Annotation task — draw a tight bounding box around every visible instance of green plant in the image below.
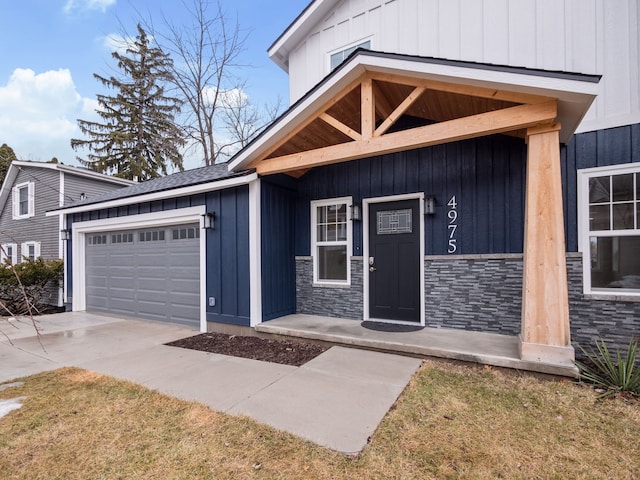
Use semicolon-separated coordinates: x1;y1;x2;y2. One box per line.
0;258;63;315
575;338;640;397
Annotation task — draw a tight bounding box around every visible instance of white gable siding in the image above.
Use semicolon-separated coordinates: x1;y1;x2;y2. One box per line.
285;0;639;134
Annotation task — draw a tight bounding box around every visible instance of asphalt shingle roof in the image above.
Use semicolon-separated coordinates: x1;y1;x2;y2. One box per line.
56;163;253;210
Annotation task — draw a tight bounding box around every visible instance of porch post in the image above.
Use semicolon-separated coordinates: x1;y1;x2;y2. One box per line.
520;123;574;366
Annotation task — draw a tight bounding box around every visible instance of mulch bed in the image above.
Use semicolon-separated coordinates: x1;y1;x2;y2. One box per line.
166;332;329;367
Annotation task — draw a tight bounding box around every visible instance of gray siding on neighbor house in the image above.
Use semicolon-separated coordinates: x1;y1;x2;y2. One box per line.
63;174;128;206
0;167;61;261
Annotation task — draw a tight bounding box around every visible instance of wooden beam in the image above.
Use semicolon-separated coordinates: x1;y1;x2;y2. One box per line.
374;86;426;137
370;72;553;105
372;81;394;119
246;77;363;168
361;76;375;140
319;113;361;141
520;123;572;364
256;100;557;175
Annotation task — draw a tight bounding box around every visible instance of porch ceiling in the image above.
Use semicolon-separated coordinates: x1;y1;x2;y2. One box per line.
229;52;599;177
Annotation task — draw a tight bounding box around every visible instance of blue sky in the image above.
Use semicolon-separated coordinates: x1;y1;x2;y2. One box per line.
0;0;307;168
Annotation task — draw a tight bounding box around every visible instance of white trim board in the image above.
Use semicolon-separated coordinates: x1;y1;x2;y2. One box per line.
70;206;208;332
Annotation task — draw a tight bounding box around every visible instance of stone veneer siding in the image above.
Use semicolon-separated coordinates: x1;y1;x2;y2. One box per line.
296;253;639;354
295;257;363;319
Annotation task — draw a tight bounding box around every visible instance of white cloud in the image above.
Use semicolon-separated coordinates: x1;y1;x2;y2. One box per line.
64;0;116;14
0;68;97;163
103;33;131;54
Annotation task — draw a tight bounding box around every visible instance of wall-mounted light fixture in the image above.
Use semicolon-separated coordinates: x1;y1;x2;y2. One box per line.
350;204;361;221
202;212;216;230
60;229;71;241
424;196;436;215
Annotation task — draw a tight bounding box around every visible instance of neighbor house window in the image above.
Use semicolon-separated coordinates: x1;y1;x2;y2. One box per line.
579;164;640;295
330;40;371;70
21;241;40;261
311;197;352;285
12;182;34;219
1;243;17;264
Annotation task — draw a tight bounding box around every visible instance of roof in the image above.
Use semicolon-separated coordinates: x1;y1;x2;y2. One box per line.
268;0;339;73
0;161;135;217
48;163;255;215
229;50;600;173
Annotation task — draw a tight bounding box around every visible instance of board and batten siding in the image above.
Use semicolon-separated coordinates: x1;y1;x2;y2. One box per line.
294;133;527;257
68;186;251;326
0;167;60;261
287;0;639;134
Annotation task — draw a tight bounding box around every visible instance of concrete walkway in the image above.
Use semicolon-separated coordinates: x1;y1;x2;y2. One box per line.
0;312;421;455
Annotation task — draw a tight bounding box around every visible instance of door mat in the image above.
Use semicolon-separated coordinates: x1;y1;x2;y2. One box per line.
361;321;424;333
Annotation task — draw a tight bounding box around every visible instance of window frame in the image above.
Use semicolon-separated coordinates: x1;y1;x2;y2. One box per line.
310;196;353;286
20;241;41;262
12;181;35;219
1;243;17;264
578;163;640;296
328;38;372;72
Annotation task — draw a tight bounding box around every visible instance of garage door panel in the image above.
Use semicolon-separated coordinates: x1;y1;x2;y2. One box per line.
85;224;200;326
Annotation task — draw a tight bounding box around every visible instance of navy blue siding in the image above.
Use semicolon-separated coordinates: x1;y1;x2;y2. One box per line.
295;134;527;256
261;178;297;321
561;123;640;252
70;186;251;326
205;186;250;326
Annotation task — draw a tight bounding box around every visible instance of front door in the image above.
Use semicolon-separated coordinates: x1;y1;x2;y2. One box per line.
368;199;421;322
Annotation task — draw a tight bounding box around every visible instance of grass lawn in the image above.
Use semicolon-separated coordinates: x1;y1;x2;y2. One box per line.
0;361;638;479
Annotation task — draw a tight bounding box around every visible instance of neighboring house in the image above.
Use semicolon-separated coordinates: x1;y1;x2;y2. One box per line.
51;0;639;374
0;161;134;305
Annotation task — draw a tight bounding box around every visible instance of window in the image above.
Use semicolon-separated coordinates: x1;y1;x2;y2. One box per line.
20;241;40;261
172;227;199;240
579;164;640;294
87;235;108;245
311;197;352;284
139;230;165;242
12;182;34;219
1;243;17;264
111;233;134;244
330;40;371;70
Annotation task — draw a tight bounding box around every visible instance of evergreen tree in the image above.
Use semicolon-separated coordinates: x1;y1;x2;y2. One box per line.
71;24;185;181
0;143;17;185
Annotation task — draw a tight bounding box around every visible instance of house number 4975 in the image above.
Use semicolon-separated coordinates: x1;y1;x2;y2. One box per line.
447;195;458;254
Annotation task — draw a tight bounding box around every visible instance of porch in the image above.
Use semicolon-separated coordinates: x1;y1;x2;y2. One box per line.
255;314;579;377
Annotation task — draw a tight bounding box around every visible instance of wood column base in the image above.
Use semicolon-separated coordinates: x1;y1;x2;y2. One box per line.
519;336;576;367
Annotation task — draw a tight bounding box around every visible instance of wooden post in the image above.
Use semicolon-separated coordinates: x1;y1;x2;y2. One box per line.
520;123;574;367
361;77;375;140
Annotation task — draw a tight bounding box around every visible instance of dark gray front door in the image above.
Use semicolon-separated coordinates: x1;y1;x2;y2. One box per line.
368;199;421;322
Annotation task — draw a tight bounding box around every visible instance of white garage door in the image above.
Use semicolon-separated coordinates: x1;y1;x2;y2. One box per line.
85;224;200;326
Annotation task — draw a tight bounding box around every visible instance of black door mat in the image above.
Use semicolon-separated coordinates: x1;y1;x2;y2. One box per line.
361;321;425;332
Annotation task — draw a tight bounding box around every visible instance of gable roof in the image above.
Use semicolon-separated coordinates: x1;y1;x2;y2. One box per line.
48;163;256;215
228;50;600;175
268;0;339;73
0;161;135;217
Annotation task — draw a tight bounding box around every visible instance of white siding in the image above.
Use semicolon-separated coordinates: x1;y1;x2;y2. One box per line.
285;0;640;134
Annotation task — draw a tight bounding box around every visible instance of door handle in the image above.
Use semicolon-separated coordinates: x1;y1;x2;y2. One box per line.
369;266;376;272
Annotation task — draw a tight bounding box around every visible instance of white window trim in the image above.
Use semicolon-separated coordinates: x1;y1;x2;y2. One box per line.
1;243;17;264
12;181;35;219
327;37;373;73
311;196;353;286
577;162;640;297
20;241;40;262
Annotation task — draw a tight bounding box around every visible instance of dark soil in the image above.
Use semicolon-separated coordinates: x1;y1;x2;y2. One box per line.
166;332;328;366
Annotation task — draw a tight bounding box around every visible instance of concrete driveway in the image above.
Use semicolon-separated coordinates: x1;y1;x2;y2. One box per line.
0;312;421;454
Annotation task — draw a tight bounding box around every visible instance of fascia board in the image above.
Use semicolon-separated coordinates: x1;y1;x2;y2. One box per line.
46;172;258;216
267;0;340;72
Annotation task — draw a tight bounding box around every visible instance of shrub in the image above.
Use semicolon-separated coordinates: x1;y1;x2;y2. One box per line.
0;258;63;316
575;338;640;397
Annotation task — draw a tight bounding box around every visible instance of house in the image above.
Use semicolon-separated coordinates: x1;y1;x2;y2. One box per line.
50;0;639;374
0;161;134;305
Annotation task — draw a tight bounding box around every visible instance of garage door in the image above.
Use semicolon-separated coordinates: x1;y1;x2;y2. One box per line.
85;224;200;326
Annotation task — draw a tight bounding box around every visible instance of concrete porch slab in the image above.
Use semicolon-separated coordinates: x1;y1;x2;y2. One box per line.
255;314;579;377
